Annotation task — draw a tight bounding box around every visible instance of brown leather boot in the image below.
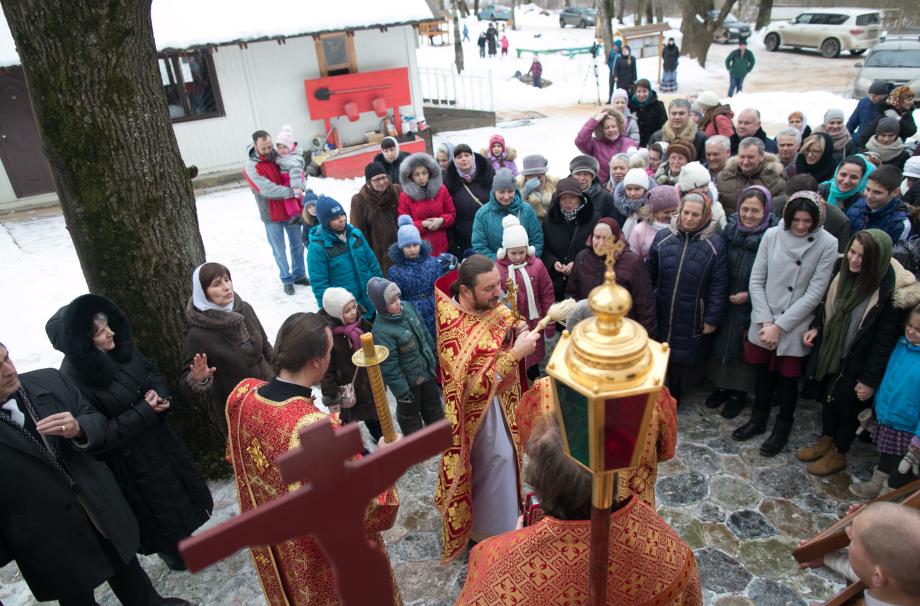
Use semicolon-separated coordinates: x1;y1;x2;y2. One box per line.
806;446;847;476
797;435;834;462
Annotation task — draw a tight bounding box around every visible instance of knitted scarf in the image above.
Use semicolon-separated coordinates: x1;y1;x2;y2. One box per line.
865;136;906;163
332;318;364;350
814;124;852;154
823;155;875;208
815;229;893;381
562;200;586;222
508;262;539;319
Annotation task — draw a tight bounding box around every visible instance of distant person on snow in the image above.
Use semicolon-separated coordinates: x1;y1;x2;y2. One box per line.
725;39;755;97
528;55;543;88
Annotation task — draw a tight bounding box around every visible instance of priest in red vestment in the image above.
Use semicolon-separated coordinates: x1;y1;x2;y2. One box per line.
456;415;702;606
225;312;401;606
434;255;542;561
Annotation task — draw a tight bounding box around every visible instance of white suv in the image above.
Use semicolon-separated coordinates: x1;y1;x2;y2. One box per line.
763;8;881;58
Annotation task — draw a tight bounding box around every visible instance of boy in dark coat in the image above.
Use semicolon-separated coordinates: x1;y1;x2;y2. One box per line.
368;277;443;436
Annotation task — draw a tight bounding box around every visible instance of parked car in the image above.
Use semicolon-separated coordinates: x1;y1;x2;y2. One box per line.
478;4;512;21
852;35;920;106
763;8;881;58
560;6;597;29
707;11;752;44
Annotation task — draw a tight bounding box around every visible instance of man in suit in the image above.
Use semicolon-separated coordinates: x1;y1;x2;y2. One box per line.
0;342;188;605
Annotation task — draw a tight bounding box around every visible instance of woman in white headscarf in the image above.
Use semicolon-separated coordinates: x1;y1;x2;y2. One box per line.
180;262;274;431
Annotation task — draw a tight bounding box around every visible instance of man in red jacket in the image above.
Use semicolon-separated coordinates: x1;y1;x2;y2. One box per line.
242;130;308;295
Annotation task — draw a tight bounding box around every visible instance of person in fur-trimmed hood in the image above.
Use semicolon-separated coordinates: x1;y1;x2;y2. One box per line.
388;215;444;339
495;215;555;382
515;154;558;219
398;152;457;256
45;294;213;569
482;134;519;176
715;139;787;214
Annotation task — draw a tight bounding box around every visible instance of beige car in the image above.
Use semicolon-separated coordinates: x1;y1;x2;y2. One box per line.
763;8;881;58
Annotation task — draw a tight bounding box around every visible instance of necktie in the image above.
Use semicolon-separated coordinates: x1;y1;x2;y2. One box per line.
2;399;25;427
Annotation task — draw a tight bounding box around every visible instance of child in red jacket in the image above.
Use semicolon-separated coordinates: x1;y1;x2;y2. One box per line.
495;215;555;382
398;152;456;256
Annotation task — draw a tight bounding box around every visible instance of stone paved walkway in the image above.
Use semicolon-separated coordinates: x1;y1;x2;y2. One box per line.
1;387;874;606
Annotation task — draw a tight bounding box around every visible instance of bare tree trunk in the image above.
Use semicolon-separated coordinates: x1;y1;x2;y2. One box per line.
645;0;654;25
681;0;738;67
616;0;625;24
509;0;517;30
635;0;644;25
457;0;470;18
755;0;773;30
596;0;615;63
474;0;480;16
0;0;233;475
451;0;465;73
655;0;664;23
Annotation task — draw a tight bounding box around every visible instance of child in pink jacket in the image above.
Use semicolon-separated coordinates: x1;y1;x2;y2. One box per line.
495;215;555;383
627;185;680;261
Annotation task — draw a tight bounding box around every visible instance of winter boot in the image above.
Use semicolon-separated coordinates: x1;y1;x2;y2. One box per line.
705;388;730;409
760;418;794;457
721;393;747;419
796;435;834;462
849;468;890;499
807;446;848;476
732;409;769;442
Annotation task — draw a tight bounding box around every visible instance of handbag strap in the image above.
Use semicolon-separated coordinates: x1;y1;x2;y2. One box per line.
463;183;483;207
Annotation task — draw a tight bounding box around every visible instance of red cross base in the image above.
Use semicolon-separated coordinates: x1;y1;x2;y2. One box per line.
178;419;452;605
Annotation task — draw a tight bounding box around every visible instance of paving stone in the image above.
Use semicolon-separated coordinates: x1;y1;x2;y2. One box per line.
657;471;709;506
720;454;752;480
759;499;824;538
714;597;755;606
737;537;801;578
752;465;811;499
657;456;689;477
740;444;790;469
393;560;464;603
699;502;726;523
659;507;706;549
746;578;808;606
695;547;753;594
703;522;739;556
679;442;722;475
793;491;843;515
706;434;744;455
390;532;441;562
727;510;777;539
790;572;844;603
710;475;762;510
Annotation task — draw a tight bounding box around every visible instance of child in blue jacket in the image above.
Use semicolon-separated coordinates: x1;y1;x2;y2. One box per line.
387;215;443;339
851;303;920;497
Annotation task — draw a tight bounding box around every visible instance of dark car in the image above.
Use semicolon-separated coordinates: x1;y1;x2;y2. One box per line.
478;4;512;21
560;6;597;28
708;11;752;44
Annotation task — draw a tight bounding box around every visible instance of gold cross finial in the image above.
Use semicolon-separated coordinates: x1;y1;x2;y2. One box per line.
604;235;625;281
504;277;523;322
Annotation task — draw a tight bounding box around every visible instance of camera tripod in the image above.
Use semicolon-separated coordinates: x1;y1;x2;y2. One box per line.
578;42;603;106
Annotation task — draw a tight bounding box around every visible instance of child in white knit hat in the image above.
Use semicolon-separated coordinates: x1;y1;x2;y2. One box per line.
613;167;655;239
274;124;306;223
495;215;555;383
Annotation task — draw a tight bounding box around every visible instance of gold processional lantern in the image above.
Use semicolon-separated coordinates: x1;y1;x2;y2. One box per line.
544;238;670;606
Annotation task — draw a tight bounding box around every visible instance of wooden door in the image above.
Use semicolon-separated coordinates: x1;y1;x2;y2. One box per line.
0;67;54;198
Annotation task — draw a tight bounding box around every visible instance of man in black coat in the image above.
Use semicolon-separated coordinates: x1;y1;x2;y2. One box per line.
729;108;778;155
0;343;187;605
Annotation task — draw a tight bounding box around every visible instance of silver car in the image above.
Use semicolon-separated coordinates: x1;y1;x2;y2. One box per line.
763;8;881;58
852;36;920;105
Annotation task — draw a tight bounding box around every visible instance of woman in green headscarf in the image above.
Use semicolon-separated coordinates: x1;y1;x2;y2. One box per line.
818;154;875;210
799;229;920;477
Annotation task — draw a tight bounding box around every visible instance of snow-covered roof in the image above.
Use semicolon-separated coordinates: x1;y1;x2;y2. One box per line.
0;0;440;67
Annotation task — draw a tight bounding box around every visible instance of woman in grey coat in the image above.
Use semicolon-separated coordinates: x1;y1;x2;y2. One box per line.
732;191;838;456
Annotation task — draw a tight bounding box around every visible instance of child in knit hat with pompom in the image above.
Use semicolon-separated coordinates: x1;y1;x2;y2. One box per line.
628;185;680;261
318;287;383;442
495;215;555;383
273;124;307;223
613;167;655;239
387;215;445;339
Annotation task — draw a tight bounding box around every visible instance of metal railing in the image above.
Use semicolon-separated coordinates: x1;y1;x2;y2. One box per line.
418;67;494;112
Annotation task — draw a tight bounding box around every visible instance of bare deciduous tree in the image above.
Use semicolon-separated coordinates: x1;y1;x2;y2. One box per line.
680;0;739;66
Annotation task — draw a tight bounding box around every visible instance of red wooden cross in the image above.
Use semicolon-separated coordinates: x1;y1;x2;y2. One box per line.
179;420;451;605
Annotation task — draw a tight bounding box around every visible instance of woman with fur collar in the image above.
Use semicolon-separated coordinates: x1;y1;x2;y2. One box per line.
45;293;212;571
398;152;457;256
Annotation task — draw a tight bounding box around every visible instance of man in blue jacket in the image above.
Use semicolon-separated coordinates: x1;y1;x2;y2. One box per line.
607;39;622;103
847;80;891;140
307;196;383;314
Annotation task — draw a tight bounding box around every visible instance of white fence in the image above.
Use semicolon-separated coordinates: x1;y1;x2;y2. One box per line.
418;67;494;113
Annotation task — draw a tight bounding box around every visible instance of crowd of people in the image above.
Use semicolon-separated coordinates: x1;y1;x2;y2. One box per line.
4;77;920;605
